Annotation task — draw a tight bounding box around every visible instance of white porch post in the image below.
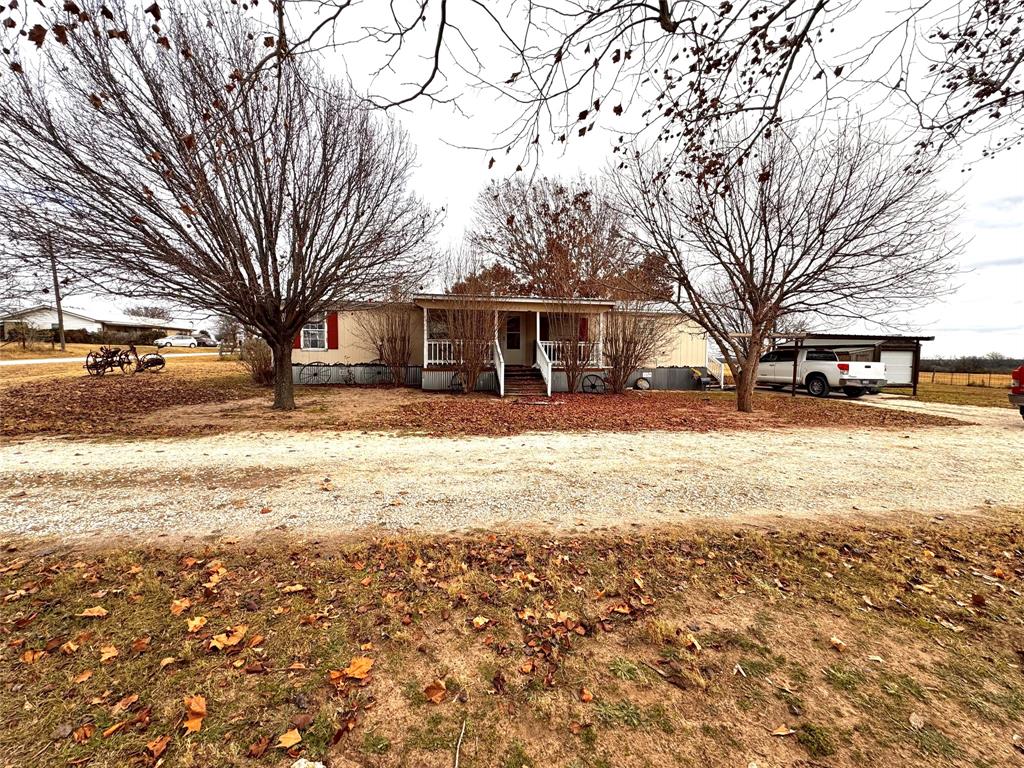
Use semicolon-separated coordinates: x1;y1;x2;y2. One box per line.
598;310;605;367
423;306;429;367
535;310;541;341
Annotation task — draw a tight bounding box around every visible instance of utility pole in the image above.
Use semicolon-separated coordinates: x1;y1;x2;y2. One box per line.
46;234;66;352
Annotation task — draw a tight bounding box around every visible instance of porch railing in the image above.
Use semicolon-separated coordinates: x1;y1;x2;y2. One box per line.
705;357;727;389
493;338;505;397
539;340;602;368
425;339;498;368
535;340;553;397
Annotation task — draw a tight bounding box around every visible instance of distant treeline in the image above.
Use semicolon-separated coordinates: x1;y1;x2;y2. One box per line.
922;354;1023;374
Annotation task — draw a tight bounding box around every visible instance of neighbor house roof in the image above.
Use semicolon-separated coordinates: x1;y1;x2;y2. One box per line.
1;303;192;330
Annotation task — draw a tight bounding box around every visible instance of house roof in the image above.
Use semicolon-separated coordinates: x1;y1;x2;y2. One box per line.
413;293;618;308
1;303;192;330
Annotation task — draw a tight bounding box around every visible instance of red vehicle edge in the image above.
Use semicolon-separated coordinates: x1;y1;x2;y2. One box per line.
1011;364;1024;421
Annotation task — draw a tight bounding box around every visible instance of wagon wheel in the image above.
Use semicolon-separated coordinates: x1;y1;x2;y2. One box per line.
84;351;106;376
449;371;465;393
119;353;138;375
581;374;607;395
298;361;330;385
141;353;165;372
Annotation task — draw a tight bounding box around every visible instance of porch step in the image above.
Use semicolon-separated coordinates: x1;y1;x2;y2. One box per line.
503;365;548;397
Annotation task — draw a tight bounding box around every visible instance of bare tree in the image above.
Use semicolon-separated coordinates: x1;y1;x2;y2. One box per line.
470;177;638;392
3;2;1022;167
125;305;174;322
353;296;416;387
0;1;437;409
612;121;960;412
441;253;504;394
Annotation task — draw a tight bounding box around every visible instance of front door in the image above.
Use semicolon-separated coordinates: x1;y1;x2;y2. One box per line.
503;314;524;365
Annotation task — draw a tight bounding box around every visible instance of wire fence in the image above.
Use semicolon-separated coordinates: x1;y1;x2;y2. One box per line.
921;371;1013;388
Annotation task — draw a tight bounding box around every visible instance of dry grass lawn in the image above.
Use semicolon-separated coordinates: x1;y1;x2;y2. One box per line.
2;513;1024;767
0;342;213;361
887;382;1017;409
0;361;959;439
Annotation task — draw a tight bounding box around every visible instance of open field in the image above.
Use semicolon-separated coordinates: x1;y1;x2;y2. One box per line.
920;371;1014;388
3;514;1024;768
0;343;213;361
886;382;1016;409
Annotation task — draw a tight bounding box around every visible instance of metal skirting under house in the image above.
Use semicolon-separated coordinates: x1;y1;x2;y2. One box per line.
291;363;422;387
421;369;497;392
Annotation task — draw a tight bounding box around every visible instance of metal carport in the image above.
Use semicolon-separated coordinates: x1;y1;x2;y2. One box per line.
773;333;934;396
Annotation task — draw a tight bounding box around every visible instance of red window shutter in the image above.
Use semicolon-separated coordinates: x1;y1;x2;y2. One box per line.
327;312;339;350
293;331;301;349
578;317;589;341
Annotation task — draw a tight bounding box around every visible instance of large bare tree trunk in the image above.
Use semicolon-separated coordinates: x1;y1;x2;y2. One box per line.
735;367;756;413
272;342;296;411
734;339;765;413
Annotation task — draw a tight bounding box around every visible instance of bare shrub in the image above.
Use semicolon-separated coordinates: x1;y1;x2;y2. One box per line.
442;253;503;394
603;304;675;393
353;301;416;386
240;338;274;386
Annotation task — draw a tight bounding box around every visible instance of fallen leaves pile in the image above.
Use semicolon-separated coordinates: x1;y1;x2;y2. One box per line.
365;391;960;437
0;362;256;437
2;515;1023;766
1;364;961;440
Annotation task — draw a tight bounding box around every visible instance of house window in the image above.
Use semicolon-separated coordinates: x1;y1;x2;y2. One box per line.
301;316;327;350
506;316;521;350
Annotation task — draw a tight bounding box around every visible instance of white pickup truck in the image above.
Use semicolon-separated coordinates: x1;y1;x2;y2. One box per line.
756;348;887;398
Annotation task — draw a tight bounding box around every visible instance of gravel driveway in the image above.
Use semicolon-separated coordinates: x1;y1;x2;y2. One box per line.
2;399;1022;543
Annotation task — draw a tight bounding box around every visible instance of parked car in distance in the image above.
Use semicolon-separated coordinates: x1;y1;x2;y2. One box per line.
1010;364;1024;421
194;335;218;348
757;348;886;398
154;334;198;348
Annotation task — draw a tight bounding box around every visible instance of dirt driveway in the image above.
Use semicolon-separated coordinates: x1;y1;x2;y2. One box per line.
2;397;1021;543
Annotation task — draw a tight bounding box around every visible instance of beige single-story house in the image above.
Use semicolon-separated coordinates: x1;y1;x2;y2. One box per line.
291;294;717;396
0;304;193;339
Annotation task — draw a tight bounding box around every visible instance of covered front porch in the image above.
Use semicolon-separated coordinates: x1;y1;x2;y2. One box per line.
416;294;613;397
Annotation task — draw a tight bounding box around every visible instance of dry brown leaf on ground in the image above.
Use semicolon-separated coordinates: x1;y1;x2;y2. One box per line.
276;728;301;748
424;678;447;704
339;655;374;680
182;695;207;733
170;597;191;615
579;687;594;703
209;624;247;651
248;735;270;757
186;616;207;633
99;645;118;662
76;606;108;618
147;734;170;758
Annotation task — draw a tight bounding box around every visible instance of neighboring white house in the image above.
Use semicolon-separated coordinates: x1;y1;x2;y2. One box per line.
0;304;193;339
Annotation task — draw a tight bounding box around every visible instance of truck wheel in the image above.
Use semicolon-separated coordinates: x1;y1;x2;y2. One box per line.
843;386;866;399
806;374;830;398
